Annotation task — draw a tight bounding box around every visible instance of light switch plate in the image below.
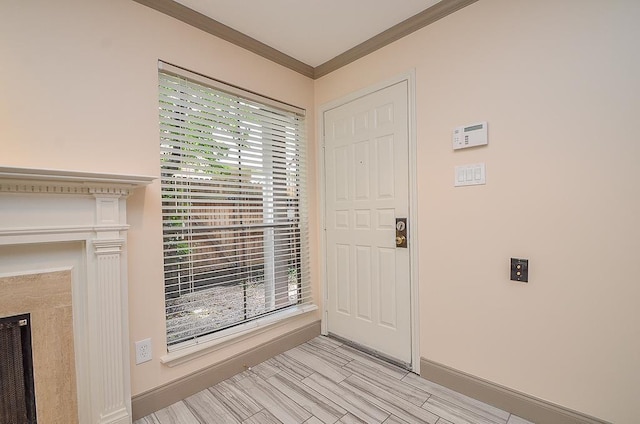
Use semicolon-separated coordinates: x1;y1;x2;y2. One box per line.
454;163;486;187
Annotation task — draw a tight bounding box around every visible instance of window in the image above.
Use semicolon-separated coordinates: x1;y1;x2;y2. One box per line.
158;62;311;349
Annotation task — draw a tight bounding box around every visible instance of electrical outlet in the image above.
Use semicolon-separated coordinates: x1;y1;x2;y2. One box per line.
510;258;529;282
135;338;152;364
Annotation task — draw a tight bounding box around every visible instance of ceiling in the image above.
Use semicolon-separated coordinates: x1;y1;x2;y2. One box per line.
171;0;443;67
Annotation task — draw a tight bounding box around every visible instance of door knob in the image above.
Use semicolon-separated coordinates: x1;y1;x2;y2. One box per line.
395;235;406;247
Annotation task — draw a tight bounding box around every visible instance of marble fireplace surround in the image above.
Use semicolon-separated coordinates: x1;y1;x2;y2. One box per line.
0;167;153;424
0;270;77;423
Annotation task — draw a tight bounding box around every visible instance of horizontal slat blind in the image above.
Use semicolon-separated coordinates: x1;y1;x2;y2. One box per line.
159;67;310;348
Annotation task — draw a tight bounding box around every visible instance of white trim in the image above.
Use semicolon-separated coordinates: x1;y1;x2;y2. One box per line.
317;71;420;372
0;265;74;279
0;225;131;238
160;304;318;367
406;70;421;374
0;166;154;194
317;102;329;336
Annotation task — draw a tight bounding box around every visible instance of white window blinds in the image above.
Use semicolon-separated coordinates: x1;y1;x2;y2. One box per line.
159;63;311;348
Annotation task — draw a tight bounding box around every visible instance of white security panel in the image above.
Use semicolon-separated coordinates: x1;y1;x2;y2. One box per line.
453;121;488;150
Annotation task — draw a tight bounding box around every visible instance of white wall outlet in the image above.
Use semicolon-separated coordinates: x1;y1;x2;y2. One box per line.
135;338;152;364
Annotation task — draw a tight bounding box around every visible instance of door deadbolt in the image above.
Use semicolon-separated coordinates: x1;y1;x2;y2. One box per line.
396;218;407;248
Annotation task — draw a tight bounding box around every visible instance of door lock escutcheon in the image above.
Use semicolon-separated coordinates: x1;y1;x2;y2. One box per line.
396;218;407;248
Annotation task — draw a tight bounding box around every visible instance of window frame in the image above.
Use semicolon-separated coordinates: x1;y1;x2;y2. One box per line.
158;61;312;352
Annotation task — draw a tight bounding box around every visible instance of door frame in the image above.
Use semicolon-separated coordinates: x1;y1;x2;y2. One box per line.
317;71;420;373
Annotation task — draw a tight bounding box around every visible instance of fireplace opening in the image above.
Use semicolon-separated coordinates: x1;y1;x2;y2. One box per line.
0;313;37;424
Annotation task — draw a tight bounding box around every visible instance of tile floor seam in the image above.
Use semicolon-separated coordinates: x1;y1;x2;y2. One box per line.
136;336;533;424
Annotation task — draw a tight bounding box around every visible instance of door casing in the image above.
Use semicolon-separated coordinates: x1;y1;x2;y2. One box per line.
317;71;420;373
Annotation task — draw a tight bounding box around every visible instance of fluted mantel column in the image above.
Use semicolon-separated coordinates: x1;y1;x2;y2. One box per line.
91;191;129;423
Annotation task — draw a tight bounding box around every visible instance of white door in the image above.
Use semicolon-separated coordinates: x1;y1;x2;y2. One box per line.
324;81;411;365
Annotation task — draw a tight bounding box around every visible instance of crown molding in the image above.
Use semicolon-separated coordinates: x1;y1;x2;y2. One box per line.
133;0;477;79
314;0;479;78
132;0;315;78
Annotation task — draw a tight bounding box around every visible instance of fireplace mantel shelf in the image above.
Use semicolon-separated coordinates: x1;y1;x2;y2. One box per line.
0;166;155;195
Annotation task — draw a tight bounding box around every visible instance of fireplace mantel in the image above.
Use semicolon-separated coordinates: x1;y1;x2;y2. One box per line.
0;166;154;424
0;166;153;195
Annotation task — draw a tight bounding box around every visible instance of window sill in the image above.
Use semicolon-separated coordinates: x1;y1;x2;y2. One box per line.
160;304;318;367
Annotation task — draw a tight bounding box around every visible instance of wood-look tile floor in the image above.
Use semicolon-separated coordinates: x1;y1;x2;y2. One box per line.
136;336;534;424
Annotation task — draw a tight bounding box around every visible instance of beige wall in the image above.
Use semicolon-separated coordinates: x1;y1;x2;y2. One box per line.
0;0;320;397
3;0;639;423
315;1;639;423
